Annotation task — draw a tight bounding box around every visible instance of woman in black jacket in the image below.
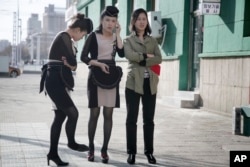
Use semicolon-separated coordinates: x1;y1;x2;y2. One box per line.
40;13;93;166
80;6;124;164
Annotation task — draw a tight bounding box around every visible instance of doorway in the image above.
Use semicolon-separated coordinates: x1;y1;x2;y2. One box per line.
189;0;203;90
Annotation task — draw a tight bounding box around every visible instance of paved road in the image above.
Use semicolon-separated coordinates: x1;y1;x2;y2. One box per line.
0;65;250;167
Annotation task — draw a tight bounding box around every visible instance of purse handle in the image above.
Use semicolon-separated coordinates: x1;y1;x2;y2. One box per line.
111;39;117;60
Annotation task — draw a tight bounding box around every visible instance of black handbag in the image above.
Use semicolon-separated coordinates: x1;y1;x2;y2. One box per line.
90;39;123;89
91;63;123;89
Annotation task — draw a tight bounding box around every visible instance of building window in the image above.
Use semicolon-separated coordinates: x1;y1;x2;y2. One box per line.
243;0;250;37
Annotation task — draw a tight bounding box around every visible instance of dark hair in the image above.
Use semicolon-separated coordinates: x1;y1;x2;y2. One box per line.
69;13;93;34
96;6;119;34
129;8;152;36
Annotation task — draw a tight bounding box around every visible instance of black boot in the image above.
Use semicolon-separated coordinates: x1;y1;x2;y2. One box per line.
145;154;156;164
127;154;136;164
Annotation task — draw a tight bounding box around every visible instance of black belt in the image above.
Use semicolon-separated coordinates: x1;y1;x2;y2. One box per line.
39;62;73;94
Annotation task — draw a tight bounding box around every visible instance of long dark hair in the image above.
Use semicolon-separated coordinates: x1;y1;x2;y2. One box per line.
69;13;93;34
129;8;152;36
96;6;119;34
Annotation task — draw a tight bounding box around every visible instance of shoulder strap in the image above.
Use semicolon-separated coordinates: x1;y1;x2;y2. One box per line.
111;38;117;59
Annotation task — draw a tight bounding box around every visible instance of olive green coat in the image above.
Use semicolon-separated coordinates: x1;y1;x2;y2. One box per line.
123;34;162;95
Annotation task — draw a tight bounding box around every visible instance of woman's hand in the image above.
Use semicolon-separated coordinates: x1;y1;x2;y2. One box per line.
99;63;110;74
62;56;76;71
115;21;123;49
89;60;109;74
147;54;155;58
115;22;121;35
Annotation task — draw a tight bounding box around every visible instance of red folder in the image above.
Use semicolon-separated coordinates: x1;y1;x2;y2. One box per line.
150;64;161;76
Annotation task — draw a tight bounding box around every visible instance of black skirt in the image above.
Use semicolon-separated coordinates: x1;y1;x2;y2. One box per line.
41;62;75;110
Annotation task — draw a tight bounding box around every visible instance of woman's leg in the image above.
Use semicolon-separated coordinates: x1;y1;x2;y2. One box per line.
63;106;89;151
48;109;66;157
88;107;100;151
125;88;140;155
63;106;78;146
141;79;156;155
101;107;113;153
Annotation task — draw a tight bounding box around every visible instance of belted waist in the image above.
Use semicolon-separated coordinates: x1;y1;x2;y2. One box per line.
98;59;116;65
39;61;74;94
47;61;64;68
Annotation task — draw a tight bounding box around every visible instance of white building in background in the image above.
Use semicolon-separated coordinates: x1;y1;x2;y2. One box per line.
0;40;11;53
27;14;42;36
27;4;66;64
43;4;66;34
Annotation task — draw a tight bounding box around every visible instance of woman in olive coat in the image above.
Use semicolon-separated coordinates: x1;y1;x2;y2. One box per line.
123;8;162;165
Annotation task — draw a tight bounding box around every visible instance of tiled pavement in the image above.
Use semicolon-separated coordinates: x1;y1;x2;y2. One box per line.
1;66;250;167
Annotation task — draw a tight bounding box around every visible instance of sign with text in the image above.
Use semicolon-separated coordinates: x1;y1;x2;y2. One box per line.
202;2;220;15
203;0;221;2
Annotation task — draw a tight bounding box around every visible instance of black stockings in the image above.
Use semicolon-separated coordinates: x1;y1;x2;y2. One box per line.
88;107;100;151
48;106;79;157
102;107;113;152
88;107;113;153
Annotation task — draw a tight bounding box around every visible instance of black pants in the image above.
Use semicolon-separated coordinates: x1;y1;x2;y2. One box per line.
125;78;156;155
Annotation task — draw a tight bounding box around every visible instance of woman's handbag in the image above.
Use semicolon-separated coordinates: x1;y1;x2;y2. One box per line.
91;63;123;89
90;39;123;89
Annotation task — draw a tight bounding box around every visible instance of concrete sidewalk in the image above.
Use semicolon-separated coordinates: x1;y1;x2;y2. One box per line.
1;70;250;167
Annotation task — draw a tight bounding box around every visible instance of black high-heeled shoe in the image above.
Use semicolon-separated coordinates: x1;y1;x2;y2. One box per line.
127;154;136;164
68;143;89;152
87;151;94;162
47;155;69;166
101;152;109;163
145;154;156;164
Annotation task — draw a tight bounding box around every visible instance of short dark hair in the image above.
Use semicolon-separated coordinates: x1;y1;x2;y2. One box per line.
69;13;93;34
129;8;152;36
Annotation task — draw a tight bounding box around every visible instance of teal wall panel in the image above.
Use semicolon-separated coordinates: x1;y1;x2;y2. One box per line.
218;22;243;52
159;0;184;15
158;0;190;89
159;0;185;57
202;0;250;55
116;0;129;37
205;16;220;27
134;0;147;9
243;37;250;50
175;33;184;56
203;26;218;53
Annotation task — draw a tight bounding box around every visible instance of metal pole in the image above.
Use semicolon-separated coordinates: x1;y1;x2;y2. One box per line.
18;18;22;63
16;0;19;65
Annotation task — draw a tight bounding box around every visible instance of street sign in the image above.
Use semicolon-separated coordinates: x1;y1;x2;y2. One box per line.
202;2;220;15
203;0;220;2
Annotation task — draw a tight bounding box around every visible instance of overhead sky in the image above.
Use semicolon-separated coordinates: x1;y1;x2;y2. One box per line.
0;0;66;43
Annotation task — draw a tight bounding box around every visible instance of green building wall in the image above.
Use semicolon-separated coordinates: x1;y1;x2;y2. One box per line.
199;0;250;115
201;0;250;57
158;0;191;90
